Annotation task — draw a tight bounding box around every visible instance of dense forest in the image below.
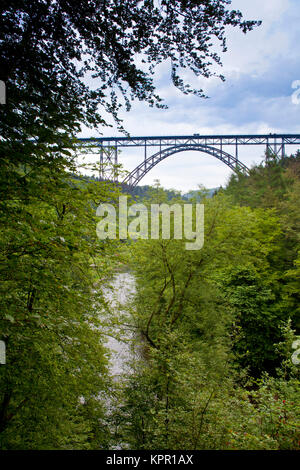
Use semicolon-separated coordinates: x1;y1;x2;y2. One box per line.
0;0;299;452
110;151;300;450
0;150;299;449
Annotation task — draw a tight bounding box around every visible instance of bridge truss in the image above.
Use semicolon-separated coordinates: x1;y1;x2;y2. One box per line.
78;134;300;187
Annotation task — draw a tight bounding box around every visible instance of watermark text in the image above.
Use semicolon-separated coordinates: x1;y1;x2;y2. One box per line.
96;196;204;251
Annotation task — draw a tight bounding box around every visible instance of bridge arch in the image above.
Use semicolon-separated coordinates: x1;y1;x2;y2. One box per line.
122;143;250;187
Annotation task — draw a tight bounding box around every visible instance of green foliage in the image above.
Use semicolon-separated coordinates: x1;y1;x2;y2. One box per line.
224;151;300;329
109;178;300;450
219;265;286;376
0;164;121;449
113;323;300;450
0;0;260;137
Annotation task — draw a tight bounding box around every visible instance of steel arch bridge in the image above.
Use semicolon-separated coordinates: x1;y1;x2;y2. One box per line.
123;143;249;187
78;134;300;187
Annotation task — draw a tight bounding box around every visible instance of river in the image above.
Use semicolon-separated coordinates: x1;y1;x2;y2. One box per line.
102;271;137;378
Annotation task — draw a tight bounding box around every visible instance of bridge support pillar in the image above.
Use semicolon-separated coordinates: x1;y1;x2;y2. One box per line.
98;144;119;181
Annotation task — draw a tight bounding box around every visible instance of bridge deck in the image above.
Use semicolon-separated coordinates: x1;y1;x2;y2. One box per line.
79;134;300;147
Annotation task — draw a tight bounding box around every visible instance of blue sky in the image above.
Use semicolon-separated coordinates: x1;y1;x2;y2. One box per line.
79;0;300;192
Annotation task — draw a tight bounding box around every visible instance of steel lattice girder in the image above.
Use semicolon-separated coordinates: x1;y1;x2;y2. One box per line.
79;134;300;148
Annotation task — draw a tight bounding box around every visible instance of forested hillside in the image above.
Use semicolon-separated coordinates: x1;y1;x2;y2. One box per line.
1;151;299;449
111;152;300;450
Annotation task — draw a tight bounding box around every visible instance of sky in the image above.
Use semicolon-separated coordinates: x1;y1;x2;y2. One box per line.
79;0;300;192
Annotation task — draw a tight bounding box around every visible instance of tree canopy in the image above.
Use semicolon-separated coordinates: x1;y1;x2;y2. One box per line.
0;0;260;140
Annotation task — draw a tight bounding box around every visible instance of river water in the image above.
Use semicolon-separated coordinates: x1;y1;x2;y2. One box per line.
102;271;137;378
101;272;138;449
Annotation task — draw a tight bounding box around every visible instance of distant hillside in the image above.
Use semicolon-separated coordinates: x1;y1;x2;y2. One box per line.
73;174;219;201
124;184;181;200
182;187;219;201
125;184;220;201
